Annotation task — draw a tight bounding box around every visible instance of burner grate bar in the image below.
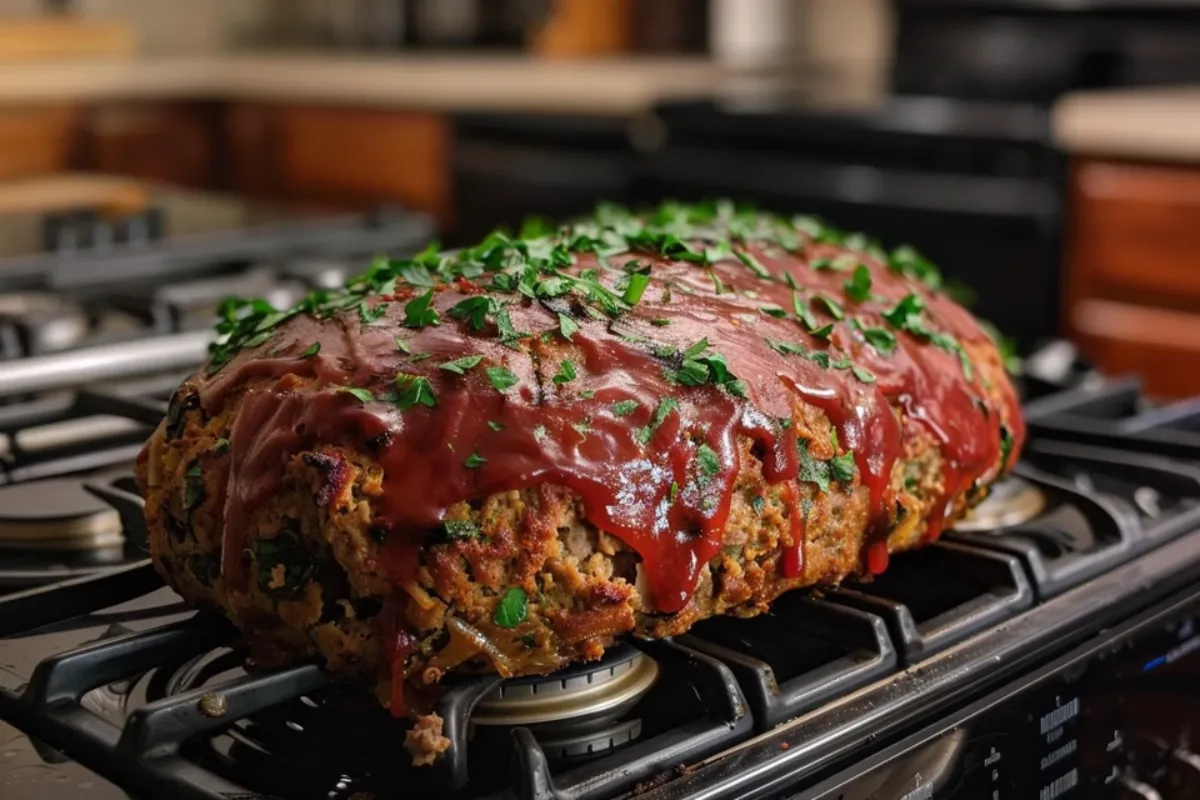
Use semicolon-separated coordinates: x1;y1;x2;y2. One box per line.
679;597;896;731
17;615;232;706
0;560;161;637
117;663;328;759
0;331;211;399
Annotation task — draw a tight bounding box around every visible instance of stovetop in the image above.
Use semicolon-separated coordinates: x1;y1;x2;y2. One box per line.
0;330;1199;799
0;188;432;361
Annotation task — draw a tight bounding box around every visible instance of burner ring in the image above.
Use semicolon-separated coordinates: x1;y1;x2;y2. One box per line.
954;475;1047;532
473;643;659;728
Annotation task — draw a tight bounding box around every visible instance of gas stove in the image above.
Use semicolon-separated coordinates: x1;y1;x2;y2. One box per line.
0;190;432;592
1;335;1200;799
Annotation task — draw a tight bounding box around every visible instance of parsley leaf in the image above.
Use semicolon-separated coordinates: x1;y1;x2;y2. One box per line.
852;366;876;384
394;337;410;354
394;374;436;410
336;387;374;403
611;399;638;417
815;295;845;320
404;289;441;328
792;291;818;330
844;265;872;302
863;327;897;356
487;420;504;431
735;249;772;279
638;397;678;445
439;355;484;375
552;360;577;384
558;313;580;340
760;304;788;318
809;323;835;339
448;295;497;331
486;366;519;392
797;439;831;493
494;587;527;628
465;452;487;469
696;443;720;476
831;451;857;482
358;301;388;324
300;342;320;358
623;272;651;305
444;520;479;540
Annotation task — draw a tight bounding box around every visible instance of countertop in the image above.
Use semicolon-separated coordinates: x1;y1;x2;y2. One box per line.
1053;86;1200;164
0;54;721;115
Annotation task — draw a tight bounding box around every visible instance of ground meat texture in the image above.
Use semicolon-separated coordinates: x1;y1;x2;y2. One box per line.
138;203;1024;725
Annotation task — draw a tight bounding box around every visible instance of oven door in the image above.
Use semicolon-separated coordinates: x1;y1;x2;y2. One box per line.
639;144;1063;348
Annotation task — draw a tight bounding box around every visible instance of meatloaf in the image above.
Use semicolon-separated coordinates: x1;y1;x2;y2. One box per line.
138;201;1024;720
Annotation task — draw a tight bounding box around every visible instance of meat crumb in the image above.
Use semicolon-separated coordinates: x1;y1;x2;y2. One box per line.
405;713;452;767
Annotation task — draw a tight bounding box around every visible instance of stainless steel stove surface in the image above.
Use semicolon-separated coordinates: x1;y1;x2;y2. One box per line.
0;188;432;360
2;332;1200;798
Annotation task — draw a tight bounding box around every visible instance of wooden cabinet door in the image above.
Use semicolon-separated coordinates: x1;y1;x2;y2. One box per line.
1065;159;1200;397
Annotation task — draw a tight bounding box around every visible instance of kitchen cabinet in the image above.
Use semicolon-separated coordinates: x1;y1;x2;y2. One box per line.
1064;158;1200;397
0;107;79;180
79;103;219;190
224;103;452;228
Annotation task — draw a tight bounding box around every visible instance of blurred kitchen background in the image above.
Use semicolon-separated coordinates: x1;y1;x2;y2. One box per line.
0;0;1198;394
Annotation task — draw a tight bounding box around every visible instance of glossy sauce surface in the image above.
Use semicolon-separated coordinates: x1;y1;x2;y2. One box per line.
194;237;1023;614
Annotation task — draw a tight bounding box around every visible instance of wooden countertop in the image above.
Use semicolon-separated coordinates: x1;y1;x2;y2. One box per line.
0;54;720;115
1053;86;1200;164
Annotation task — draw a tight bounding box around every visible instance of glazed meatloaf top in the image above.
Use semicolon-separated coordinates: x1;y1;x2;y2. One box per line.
156;202;1022;610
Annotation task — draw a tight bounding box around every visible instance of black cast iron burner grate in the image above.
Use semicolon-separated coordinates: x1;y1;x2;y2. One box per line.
0;598;751;800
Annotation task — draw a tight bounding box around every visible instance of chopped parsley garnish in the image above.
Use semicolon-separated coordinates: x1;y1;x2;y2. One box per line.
486;366;519;391
494;587;528;629
815;295;845;320
651;318;671;327
831;451;857;482
844;265;872;302
552;360;577;384
623;272;651;305
735;249;772;279
810;352;832;368
337;387;374;403
809;323;834;339
300;342;320;358
888;244;942;291
465;452;487;469
611;399;638;417
212;438;230;456
708;269;728;295
760;304;788;318
448;295;497;331
487;420;504;431
358;301;388;324
767;339;807;357
439;355;484;375
669;481;680;503
184;463;204;511
394;374;436;410
883;293;972;379
792;291;818;330
444;520;479;540
863;326;897;356
394;337;410;354
696;444;720;476
410;352;433;362
637;397;678;445
404;289;441;328
579;389;595;399
852;366;876;384
1000;424;1015;468
558;313;580;340
797;439;831;493
494;306;526;346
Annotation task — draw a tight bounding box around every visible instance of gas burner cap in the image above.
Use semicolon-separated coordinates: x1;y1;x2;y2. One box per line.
473;643;659;729
0;292;89;353
0;478;124;551
954;475;1047;533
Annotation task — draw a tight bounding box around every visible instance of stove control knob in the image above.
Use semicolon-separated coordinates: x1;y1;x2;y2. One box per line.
1110;776;1163;800
1159;748;1200;800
